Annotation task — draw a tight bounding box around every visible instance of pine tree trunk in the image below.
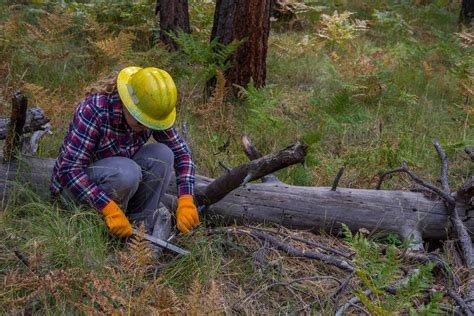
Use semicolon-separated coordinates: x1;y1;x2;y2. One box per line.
209;0;272;94
156;0;191;50
460;0;474;26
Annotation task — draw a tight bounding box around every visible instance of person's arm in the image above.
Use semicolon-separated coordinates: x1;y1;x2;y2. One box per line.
57;99;132;237
153;127;198;234
152;127;196;197
56;100;112;210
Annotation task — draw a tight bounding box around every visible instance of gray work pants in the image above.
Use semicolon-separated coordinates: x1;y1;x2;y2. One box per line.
83;143;173;235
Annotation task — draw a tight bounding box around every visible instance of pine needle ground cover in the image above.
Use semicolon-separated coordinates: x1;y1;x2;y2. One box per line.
0;0;472;314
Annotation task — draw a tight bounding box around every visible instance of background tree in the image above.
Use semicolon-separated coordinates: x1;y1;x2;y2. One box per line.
208;0;272;94
460;0;474;26
155;0;191;50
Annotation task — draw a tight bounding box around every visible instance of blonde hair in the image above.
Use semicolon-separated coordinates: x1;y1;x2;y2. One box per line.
84;71;118;96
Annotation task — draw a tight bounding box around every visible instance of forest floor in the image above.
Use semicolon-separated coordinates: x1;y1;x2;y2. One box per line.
0;0;472;314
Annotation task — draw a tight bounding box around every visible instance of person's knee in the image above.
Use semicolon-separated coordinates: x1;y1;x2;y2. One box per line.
138;143;174;168
116;160;142;190
89;158;142;193
155;143;174;166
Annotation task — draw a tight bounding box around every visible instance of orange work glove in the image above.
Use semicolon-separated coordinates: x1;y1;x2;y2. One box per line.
176;195;200;234
101;201;132;238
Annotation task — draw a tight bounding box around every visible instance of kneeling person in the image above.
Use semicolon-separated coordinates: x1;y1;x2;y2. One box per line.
50;66;199;238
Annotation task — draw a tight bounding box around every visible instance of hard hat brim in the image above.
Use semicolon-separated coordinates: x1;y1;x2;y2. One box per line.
117;66;176;130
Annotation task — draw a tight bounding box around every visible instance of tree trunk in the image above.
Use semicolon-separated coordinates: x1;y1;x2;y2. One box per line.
209;0;272;93
1;155;471;243
156;0;191;50
460;0;474;26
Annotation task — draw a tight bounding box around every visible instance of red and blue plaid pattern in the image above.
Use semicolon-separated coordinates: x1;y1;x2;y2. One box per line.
50;91;195;211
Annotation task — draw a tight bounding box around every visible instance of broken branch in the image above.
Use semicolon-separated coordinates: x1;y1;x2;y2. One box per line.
241;133;282;184
433;140;450;192
251;230;354;272
197;142;308;206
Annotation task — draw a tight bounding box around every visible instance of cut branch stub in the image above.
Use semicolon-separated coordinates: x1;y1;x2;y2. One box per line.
331;166;345;191
3;91;28;164
196;142;308;206
241;133;282;184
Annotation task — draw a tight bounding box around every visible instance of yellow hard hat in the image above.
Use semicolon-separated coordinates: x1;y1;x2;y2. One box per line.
117;66;177;130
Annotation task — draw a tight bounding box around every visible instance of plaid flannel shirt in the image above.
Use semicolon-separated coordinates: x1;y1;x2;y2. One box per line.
50;91;195;211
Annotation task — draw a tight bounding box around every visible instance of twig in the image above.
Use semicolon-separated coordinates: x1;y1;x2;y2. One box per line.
448;288;474;316
399;250;460;287
251;230;354;272
331;166;345;191
332;271;354;300
337;269;422;316
241;133;263;160
238;275;342;305
451;206;473;267
376;166;405;190
14;248;30;268
433;140;450;192
335;289;371;316
248;225;353;259
218;160;232;173
374;146;472;268
349;301;370;315
376;163;455;205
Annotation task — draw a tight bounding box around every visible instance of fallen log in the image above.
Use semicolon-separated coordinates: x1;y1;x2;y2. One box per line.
0;91;471;243
0;154;471;243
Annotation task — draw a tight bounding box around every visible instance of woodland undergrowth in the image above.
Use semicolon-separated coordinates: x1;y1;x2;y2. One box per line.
0;0;472;314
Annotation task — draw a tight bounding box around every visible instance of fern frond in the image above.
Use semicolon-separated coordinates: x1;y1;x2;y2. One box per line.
1;15;20;38
208;70;226;109
91;31;135;63
24;23;50;43
82;14;107;41
131;45;176;69
127;222;153;268
153;286;181;314
25;10;74;44
456;31;474;48
186;278;202;313
205;280;223;315
0;15;20;50
317;11;368;44
22;83;66;121
37;11;73;38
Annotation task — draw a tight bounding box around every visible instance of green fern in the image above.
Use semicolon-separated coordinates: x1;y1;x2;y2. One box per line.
170;31;242;82
341;223;441;314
